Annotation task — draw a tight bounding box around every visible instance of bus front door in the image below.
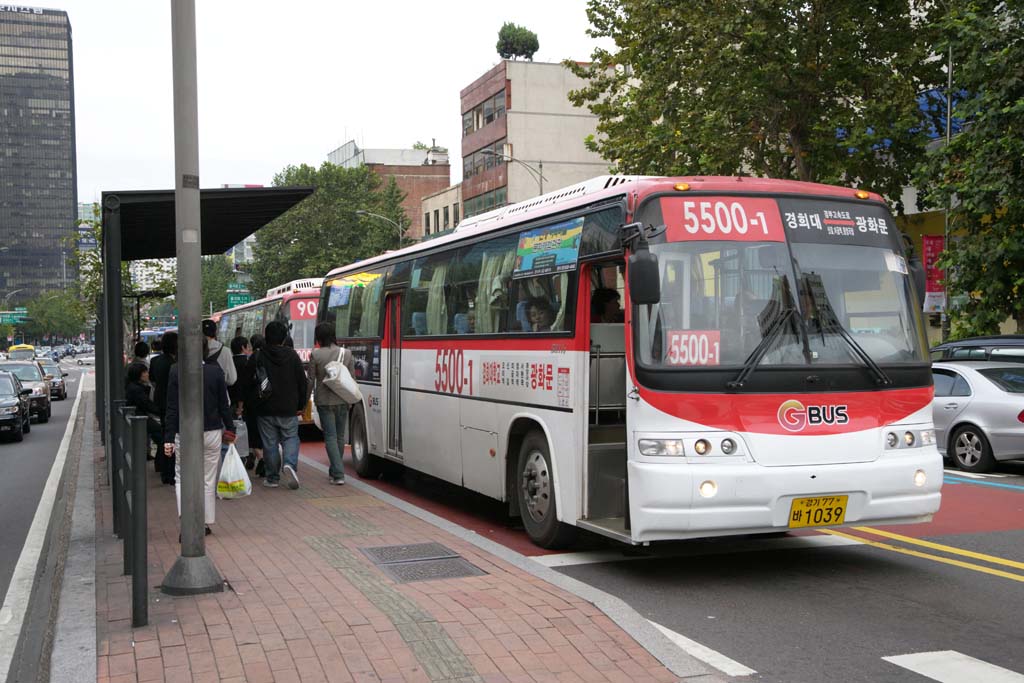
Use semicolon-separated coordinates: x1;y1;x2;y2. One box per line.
384;293;403;455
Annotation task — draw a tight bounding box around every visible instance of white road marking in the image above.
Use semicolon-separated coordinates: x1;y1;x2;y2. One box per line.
944;469;1010;479
883;650;1024;682
0;375;87;681
534;533;862;567
649;620;756;677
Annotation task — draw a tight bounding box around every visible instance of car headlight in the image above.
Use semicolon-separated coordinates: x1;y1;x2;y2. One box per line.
0;406;17;415
32;387;44;396
638;439;685;457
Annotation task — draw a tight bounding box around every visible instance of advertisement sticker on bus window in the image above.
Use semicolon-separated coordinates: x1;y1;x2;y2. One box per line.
776;198;899;249
289;299;319;320
327;281;350;308
666;330;721;366
513;216;584;279
661;197;785;243
884;251;908;275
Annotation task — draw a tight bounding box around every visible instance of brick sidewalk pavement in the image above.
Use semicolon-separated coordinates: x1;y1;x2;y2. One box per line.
94;428;696;683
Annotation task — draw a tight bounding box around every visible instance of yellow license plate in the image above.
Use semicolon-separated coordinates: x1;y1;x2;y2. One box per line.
788;495;848;528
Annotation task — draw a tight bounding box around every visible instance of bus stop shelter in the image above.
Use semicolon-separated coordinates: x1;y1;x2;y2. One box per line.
96;186;312;448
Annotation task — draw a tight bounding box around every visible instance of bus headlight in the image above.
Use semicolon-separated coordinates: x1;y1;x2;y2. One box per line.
699;480;718;498
638;439;685;457
919;429;936;446
720;438;737;455
693;439;711;455
886;432;899;449
904;431;916;447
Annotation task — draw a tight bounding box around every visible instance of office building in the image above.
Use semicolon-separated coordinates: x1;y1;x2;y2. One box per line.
0;6;77;304
327;140;450;240
459;60;607;218
421;183;462;238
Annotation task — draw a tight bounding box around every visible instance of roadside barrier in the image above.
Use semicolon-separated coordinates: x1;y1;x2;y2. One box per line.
110;400;148;627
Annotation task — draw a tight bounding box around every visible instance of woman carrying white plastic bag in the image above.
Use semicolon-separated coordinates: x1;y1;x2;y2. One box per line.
310;322;358;485
218;442;252;499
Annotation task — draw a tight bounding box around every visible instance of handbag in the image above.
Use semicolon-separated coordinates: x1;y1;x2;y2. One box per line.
322;347;362;404
254;350;273;400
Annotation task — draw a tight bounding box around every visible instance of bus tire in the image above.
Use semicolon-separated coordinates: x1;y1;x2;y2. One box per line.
951;425;995;473
516;430;577;549
350;406;380;478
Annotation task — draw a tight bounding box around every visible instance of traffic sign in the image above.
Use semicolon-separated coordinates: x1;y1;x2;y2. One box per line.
0;310;27;324
226;291;252;308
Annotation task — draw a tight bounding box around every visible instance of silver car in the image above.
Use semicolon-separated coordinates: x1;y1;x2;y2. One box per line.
931;361;1024;472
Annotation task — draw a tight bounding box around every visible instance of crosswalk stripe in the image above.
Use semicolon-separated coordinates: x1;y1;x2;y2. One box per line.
883;650;1024;682
649;621;756;677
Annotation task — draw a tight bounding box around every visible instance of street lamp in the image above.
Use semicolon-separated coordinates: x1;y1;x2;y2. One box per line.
355;210;405;248
480;149;547;196
2;289;24;306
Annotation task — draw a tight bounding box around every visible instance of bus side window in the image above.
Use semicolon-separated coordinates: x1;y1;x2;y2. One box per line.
453;233;518;335
509;272;570;332
406;252;454;335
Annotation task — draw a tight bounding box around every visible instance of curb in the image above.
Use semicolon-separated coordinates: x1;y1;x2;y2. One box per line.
298;454;723;681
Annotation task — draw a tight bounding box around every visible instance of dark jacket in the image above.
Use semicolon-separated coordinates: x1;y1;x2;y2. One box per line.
229;353;248;407
164;361;234;441
240;344;308;417
125;380;160;417
149;353;174;417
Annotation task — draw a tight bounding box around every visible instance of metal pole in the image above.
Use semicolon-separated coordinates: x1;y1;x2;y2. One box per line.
538;160;543;195
941;46;953;342
130;415;149;626
111;400;126;538
162;0;223;595
120;406;134;576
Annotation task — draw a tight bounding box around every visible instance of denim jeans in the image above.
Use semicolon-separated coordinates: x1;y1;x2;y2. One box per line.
258;415;299;483
316;403;349;480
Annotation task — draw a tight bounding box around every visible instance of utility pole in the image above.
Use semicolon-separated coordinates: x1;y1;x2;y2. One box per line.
941;46;953;342
161;0;223;596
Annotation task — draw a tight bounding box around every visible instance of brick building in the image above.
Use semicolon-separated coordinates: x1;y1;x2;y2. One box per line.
328;141;450;240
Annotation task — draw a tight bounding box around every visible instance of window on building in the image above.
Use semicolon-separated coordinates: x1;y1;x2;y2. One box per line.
453;203;460;227
434;209;440;233
443;206;450;230
460;89;507;138
424;212;430;234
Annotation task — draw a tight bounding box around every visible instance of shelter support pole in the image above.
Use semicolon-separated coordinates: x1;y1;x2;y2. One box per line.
161;0;223;595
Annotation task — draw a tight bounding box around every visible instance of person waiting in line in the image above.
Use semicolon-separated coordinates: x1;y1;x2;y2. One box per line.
526;297;555;332
591;288;624;323
243;334;267;477
125;362;162;459
149;331;177;485
241;321;307;489
229;335;256;468
163;335;235;536
310;322;356;486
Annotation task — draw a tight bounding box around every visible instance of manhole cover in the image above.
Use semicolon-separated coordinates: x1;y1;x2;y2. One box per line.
361;542;458;565
379;558;486;584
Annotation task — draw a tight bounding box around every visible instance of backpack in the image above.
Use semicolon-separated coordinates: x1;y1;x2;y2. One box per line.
254;350;272;400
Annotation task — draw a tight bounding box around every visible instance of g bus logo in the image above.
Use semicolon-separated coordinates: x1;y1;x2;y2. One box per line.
777;400;849;432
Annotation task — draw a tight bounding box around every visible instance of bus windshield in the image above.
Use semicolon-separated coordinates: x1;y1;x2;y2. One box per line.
636;239;927;371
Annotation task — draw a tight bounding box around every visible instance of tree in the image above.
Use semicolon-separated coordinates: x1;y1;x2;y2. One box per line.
914;2;1024;336
200;254;234;315
249;163;407;297
23;291;87;342
567;0;942;212
497;22;539;61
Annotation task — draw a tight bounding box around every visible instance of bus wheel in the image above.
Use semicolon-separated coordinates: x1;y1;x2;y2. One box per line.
350;407;380;478
951;425;995;473
517;431;577;549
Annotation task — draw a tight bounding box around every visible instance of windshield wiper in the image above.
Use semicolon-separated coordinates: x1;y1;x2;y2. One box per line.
803;274;892;386
727;306;797;389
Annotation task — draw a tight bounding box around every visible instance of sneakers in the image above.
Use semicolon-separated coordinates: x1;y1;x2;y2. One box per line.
330;477;345;486
283;464;300;490
262;479;279;488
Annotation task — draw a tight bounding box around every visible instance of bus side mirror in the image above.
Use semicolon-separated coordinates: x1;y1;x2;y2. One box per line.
628;244;661;305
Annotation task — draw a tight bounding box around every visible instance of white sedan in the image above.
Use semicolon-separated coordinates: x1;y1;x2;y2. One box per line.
931;361;1024;472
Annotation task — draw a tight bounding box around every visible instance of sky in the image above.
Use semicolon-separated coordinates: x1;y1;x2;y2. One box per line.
63;0;612;204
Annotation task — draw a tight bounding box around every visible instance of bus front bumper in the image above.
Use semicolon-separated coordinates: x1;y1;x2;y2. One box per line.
625;449;943;543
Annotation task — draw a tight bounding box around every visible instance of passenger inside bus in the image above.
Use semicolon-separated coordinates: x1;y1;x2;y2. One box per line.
526;297;555;332
591;288;623;323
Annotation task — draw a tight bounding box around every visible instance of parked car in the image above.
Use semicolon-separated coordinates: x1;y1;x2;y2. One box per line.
37;359;68;400
931;335;1024;363
931;361;1024;472
76;355;94;366
0;371;31;442
0;361;51;423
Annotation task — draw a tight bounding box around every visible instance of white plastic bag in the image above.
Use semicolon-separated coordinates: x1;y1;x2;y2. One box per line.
323;347;363;404
217;443;252;499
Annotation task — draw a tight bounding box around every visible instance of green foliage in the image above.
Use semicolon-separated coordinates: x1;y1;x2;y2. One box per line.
249;163;408;297
568;0;942;212
497;22;539;61
200;255;234;315
915;2;1024;337
23;291;86;341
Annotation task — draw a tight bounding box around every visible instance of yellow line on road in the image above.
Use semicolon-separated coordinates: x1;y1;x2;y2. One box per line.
853;526;1024;572
818;529;1024;584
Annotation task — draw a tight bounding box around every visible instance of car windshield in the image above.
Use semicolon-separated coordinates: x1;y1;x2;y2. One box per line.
978;368;1024;393
0;377;14;396
41;363;59;374
636;240;927;369
0;364;41;381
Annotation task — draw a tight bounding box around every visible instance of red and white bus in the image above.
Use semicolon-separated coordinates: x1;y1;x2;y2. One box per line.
319;176;941;548
214;277;322;424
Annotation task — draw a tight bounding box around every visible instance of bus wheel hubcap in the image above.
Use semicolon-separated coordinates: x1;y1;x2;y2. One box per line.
522;450;551;523
955;433;981;466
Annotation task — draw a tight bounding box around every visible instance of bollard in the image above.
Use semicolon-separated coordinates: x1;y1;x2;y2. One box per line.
120;405;135;577
129;414;149;627
111;400;126;539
